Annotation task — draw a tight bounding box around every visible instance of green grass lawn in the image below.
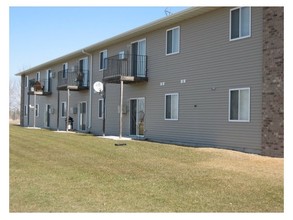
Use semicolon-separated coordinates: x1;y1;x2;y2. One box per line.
9;125;283;212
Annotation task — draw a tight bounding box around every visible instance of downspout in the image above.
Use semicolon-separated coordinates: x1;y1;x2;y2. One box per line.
81;49;93;132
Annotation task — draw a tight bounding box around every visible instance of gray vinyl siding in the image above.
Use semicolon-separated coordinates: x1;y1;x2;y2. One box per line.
19;7;264;154
143;7;263;153
90;7;263;153
22;56;91;132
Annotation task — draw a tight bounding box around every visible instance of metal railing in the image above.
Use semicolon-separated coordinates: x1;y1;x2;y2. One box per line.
28;79;52;94
57;69;89;88
103;54;147;79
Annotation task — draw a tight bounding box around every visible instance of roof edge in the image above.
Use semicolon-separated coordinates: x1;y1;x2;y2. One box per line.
16;7;217;76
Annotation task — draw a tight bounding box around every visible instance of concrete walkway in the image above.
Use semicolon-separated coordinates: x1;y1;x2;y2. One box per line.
97;136;132;141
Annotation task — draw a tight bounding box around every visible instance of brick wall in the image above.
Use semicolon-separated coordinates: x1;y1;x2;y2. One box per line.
262;7;284;157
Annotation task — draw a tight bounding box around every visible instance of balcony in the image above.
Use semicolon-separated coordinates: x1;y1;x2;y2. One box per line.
103;54;148;84
28;79;52;96
57;69;89;90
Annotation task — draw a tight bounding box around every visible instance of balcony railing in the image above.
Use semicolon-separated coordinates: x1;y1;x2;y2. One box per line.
57;69;89;90
103;54;148;83
28;79;52;95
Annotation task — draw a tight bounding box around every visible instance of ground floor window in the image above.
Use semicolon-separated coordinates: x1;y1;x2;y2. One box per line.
229;88;250;122
165;93;179;120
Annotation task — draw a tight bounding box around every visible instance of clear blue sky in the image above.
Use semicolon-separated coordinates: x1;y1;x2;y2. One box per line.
9;7;187;78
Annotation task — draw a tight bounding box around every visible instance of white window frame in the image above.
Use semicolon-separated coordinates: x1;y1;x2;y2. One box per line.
61;102;67;118
99;50;108;71
129;97;145;137
166;26;180;55
118;51;125;59
164;93;179;120
228;88;250;122
229;7;251;41
35;104;39;117
98;98;104;119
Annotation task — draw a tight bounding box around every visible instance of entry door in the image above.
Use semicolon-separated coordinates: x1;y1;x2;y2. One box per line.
131;39;146;77
45;104;50;127
79;102;87;131
130;98;145;136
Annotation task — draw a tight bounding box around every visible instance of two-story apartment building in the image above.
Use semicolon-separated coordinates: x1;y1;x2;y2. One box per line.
16;7;284;157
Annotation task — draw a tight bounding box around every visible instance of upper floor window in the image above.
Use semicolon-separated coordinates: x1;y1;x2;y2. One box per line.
99;50;108;70
119;51;125;60
230;7;251;40
165;93;179;120
166;26;180;55
229;88;250;122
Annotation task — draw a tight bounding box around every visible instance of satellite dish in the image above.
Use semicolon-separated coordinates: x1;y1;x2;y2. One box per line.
93;81;103;93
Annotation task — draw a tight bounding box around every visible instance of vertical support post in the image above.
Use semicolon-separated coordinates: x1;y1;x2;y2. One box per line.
119;80;124;138
102;83;106;136
66;88;70;132
57;90;60;131
27;92;30;127
33;93;36;128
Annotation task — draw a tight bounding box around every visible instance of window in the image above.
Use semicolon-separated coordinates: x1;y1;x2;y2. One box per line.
24;105;28;116
35;104;39;117
99;50;108;70
98;99;104;119
61;102;66;118
36;72;40;82
229;88;250;122
230;7;251;40
166;26;180;55
165;93;179;120
119;51;125;59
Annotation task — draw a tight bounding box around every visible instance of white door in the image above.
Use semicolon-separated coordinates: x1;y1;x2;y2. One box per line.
79;102;87;131
130;98;145;136
131;39;146;77
44;104;50;127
